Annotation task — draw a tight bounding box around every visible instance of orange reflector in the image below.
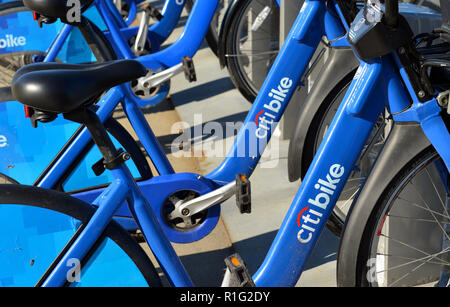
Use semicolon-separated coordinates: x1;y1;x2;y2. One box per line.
231;257;240;267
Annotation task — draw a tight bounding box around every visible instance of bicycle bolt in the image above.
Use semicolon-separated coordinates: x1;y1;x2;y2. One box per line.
181;208;190;216
123;153;131;161
418;91;426;98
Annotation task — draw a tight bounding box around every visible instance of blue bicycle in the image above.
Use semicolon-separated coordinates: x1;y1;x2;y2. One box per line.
0;0;448;287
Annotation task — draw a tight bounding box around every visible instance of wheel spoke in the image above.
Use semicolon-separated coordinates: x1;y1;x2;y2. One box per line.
386;247;450;287
376;252;450;267
411;180;450;243
398;197;450;221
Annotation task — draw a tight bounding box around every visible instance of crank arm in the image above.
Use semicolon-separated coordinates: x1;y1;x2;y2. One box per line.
168;174;251;220
138;63;183;89
137;56;197;90
168;181;236;220
133;8;151;56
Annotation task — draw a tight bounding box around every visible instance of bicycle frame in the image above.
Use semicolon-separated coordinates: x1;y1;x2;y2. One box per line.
41;0;217;68
31;0;341;242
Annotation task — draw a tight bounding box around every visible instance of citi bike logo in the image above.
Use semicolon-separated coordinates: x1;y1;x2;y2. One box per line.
296;164;345;244
255;77;292;139
0;35;26;49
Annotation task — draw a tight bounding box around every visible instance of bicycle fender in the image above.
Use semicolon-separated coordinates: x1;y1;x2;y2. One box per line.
337;122;431;286
217;0;241;68
287;46;359;182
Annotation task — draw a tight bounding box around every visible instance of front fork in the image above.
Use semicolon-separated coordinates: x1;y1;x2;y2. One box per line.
252;58;395;286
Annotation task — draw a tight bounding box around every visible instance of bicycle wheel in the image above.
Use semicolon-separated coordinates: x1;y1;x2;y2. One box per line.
223;0;279;103
0;184;161;286
0;1;116;87
222;0;440;103
347;147;449;287
302;80;390;236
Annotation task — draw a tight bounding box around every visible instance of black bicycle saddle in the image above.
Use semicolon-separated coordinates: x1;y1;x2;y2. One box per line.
11;59;147;114
23;0;93;20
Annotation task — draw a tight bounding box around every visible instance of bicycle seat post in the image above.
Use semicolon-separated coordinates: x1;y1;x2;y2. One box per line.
384;0;399;28
63;107;125;171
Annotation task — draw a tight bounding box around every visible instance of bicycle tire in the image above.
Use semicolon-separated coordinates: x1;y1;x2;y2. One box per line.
223;0;279;103
408;0;441;12
338;147;449;287
0;184;162;286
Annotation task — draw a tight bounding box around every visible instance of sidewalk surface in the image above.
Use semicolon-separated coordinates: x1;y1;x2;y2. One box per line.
117;5;340;286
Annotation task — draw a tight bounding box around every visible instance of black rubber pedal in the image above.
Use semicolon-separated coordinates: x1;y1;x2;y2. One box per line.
236;174;251;214
224;253;255;287
182;57;197;83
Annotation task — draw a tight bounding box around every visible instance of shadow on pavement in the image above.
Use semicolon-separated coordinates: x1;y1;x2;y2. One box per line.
155;227;339;286
232;228;338;276
154;110;249;154
171;77;235;107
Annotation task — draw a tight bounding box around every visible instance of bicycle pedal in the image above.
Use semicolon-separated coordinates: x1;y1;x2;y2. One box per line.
224;254;255;287
236;174;251;214
182;57;197;83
